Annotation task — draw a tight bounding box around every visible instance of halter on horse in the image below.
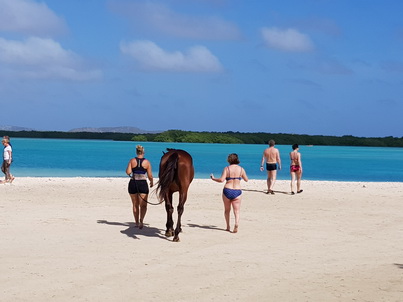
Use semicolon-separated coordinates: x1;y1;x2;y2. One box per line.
156;149;194;242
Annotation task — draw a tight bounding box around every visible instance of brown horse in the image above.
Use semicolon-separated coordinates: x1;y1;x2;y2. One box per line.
156;149;194;242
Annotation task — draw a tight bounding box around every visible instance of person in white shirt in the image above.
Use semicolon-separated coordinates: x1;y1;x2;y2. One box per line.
1;137;14;184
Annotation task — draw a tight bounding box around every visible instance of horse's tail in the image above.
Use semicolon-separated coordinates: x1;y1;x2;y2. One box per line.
157;152;179;202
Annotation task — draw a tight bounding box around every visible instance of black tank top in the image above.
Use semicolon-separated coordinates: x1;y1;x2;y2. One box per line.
132;157;147;175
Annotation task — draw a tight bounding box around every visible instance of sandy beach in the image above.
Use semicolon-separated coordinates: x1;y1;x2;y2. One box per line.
1;178;403;301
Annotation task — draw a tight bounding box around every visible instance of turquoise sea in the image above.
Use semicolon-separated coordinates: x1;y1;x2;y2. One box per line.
7;138;403;182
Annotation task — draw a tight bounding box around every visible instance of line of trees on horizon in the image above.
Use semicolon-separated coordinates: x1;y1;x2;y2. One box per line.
2;129;402;147
131;130;403;147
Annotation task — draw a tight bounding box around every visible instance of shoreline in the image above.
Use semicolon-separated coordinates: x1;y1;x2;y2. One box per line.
2;176;403;183
1;178;403;301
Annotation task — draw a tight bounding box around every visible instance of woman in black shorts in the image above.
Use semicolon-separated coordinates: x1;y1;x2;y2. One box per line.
126;145;154;229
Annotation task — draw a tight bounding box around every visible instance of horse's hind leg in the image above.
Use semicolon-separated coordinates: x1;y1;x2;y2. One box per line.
165;193;174;237
173;190;188;242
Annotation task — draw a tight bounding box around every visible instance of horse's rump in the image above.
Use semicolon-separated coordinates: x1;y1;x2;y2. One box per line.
157;151;179;201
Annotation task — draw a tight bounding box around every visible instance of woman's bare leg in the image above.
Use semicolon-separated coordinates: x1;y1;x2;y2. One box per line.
129;194;140;226
296;171;302;192
138;194;148;229
222;194;231;231
290;172;296;193
231;197;241;233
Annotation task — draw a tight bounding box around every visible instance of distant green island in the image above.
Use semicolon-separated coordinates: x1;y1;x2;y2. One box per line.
1;129;402;147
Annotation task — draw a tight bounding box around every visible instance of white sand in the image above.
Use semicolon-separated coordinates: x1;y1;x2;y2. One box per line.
1;178;403;301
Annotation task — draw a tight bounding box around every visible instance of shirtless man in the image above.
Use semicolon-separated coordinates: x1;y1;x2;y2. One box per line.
260;140;281;194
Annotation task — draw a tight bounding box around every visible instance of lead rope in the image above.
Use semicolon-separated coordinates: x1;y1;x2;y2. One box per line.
129;174;163;205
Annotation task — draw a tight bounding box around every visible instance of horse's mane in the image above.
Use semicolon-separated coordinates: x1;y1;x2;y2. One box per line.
164;148;181;153
157;150;179;202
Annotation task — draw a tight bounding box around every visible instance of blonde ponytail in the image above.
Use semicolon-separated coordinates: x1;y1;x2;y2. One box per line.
136;145;144;155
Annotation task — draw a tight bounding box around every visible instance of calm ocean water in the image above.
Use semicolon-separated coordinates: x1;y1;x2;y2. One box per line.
7;138;403;182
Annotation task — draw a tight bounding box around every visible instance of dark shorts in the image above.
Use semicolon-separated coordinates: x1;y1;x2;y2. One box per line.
1;160;11;176
266;163;277;171
128;179;149;194
223;188;242;200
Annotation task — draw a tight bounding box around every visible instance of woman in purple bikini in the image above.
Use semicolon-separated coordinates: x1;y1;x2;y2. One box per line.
210;153;248;233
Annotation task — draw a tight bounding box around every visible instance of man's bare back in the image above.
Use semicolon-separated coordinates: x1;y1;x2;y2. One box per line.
263;147;280;164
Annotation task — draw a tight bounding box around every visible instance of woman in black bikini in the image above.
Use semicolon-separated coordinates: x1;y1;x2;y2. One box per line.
290;144;303;195
126;145;154;229
210;153;248;233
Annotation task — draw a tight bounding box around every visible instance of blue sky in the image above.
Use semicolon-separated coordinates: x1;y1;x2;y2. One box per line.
0;0;402;137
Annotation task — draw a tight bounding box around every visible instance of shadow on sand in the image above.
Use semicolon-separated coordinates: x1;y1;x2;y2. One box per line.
243;189;294;195
187;223;226;232
394;263;403;269
97;220;166;240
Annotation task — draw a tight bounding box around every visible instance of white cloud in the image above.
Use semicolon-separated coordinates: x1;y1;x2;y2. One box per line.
0;37;73;65
120;40;224;72
0;0;67;36
0;37;101;80
261;27;314;52
111;1;241;40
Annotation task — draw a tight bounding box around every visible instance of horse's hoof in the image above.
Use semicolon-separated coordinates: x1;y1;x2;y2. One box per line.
173;237;180;242
165;230;174;237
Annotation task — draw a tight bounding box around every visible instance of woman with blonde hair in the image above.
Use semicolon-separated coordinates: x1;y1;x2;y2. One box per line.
210;153;248;233
126;145;154;229
1;137;14;184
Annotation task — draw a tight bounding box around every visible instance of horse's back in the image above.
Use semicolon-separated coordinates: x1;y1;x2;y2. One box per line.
171;149;194;187
158;149;194;195
176;149;194;181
